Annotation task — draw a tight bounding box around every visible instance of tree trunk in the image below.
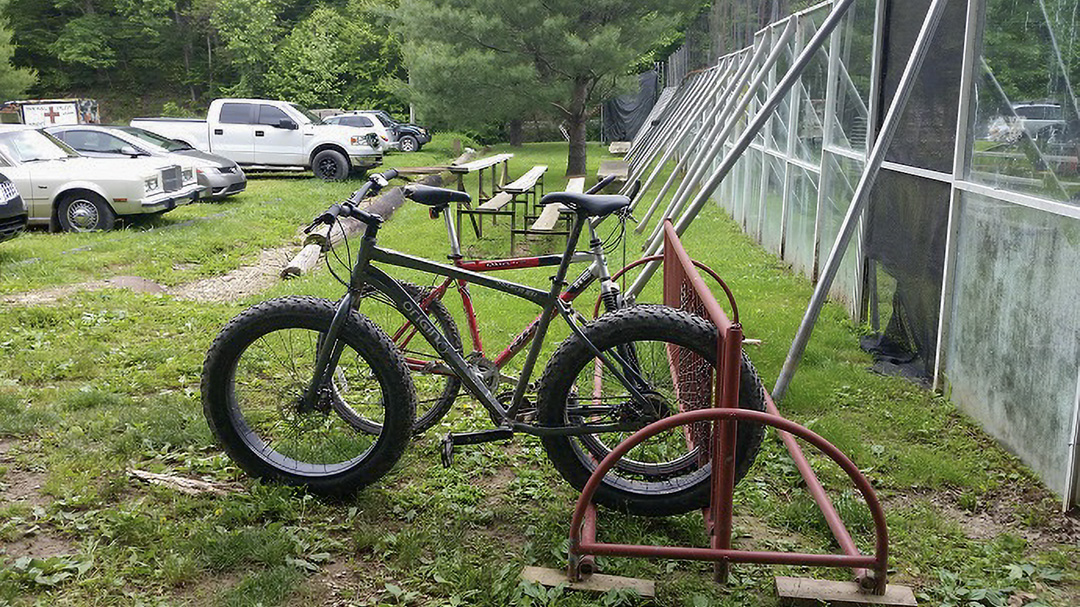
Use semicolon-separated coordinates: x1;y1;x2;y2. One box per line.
508;119;524;146
565;78;590;176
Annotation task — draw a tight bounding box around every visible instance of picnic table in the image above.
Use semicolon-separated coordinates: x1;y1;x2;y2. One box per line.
597;159;629;182
511;176;585;250
449;153;513;238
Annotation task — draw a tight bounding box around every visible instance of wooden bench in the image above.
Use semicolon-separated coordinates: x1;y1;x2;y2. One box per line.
511;176;584;250
461;164;547;249
598;159;629;183
449;153;514;237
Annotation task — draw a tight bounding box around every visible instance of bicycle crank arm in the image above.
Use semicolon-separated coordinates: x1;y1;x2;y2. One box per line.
440;427;514;467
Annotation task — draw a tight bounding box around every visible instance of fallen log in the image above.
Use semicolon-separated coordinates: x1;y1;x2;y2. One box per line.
281;242;323;278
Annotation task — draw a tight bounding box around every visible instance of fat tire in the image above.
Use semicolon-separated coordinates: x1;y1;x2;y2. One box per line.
201;296;416;496
357;282;462;434
537;305;766;516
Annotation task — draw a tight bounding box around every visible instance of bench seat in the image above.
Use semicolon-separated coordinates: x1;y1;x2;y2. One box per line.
477;191;514;211
502;165;548;194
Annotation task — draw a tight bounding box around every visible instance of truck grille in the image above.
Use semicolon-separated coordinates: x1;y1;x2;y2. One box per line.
162;166;182;193
0;180;18;201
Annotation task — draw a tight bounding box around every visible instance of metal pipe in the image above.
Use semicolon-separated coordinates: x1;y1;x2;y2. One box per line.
626;0;859;300
625;67;724;188
639;19;796;238
771;0;950;402
627;68;713;169
633;37;772;222
628;57;742;206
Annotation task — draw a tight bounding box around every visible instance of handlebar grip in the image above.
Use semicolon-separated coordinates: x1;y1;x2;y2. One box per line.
587;175;618;194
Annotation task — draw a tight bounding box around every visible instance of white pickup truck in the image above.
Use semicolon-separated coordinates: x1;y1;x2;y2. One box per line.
131;99;383;180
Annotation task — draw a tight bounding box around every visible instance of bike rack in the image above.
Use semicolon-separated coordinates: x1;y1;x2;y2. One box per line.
524;221;916;606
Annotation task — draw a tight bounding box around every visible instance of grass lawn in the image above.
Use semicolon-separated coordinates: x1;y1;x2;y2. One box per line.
0;137;1076;606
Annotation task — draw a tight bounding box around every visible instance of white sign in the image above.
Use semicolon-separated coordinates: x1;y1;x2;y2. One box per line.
21;103;79;127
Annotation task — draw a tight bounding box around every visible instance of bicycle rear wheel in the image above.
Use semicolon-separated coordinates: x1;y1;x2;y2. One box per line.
537;305;765;516
201;296;416;496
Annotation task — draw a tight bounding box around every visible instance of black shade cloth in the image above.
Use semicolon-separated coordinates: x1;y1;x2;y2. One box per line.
602;71;660;142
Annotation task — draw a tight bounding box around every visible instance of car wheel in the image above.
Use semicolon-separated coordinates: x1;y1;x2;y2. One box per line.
313;149;349;181
399;135;419;153
57;193;116;232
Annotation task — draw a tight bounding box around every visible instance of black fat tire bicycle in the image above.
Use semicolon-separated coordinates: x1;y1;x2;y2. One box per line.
201;170;765;513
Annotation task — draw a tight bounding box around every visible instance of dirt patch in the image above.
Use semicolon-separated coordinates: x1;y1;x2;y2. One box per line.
171;246;297;303
2;246;298;306
1;469;49;508
1;534;76;559
0;438;16;458
309;558;389;607
886;488;1080;550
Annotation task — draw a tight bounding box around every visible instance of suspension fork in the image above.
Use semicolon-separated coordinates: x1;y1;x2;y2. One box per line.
300;219;381;411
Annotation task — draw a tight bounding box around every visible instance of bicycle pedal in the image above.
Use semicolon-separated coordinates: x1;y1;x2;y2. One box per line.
440;433;454;468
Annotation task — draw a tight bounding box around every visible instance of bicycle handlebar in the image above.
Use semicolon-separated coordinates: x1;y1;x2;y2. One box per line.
304;168;402;233
587;175;617;194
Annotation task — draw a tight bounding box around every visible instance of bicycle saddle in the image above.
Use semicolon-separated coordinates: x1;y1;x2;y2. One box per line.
404;184;472;207
540;192;630;217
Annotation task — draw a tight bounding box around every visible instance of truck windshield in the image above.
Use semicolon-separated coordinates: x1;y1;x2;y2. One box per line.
0;129;79;163
288;103;323;125
116;126;193;152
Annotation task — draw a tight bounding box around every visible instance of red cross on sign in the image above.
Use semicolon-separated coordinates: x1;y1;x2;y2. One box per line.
43;107;60;123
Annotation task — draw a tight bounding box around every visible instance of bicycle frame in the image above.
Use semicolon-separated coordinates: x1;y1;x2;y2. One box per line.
304;211;650;437
391;205;617;376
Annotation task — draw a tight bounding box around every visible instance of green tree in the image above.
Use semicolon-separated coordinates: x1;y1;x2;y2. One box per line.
397;0;698;174
0;18;33;99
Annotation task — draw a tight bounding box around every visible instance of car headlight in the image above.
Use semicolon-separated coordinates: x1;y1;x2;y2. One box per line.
350;135;363;146
182;168;195;184
144;176;161;194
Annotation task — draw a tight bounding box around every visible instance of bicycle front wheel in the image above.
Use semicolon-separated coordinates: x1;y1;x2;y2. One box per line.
201;296;416;496
537;305;765;517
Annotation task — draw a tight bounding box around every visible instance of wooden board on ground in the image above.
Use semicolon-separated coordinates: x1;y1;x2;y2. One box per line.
775;577;918;607
598;159;629;181
520;566;655;598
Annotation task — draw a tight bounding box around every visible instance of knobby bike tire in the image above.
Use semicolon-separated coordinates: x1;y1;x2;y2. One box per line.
536;305;766;517
201;296;416;496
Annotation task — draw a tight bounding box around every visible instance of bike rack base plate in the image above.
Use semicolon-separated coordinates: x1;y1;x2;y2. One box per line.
520;566;655;598
776;576;917;606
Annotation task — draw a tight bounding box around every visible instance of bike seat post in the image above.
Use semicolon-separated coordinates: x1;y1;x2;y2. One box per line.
443;207;463;259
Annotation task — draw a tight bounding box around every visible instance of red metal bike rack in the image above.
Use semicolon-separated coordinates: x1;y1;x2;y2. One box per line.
532;221;916;605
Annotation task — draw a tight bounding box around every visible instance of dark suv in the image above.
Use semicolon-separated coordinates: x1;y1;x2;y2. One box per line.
0;172;27;242
325;111;431;153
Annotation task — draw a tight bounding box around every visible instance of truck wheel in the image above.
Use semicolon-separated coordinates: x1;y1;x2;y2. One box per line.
313;149;349;181
57;193;116;232
399;135;419;153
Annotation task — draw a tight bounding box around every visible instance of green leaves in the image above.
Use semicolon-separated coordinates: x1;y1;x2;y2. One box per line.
0;554;92;588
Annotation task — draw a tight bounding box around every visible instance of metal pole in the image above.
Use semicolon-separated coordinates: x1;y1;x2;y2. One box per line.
640;19;797;240
626;0;860;301
628;56;744;205
771;0;950;402
627;68;713;169
626;67;722;185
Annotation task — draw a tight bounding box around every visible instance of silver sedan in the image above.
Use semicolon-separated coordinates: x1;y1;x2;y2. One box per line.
47;124;247;199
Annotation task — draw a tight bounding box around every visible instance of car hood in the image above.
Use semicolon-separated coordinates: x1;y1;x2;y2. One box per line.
22;156;189;178
173;148;237;168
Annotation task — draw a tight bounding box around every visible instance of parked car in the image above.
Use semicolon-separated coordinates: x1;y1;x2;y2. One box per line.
46;124;247;199
989;103;1070;143
320;111;397;152
0;171;27;242
324;110;431;152
0;126;201;232
131;99;383;180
